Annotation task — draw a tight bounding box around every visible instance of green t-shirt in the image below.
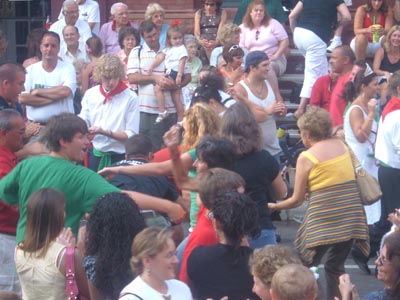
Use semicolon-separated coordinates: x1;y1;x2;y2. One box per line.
187;148;199;228
0;155;119;243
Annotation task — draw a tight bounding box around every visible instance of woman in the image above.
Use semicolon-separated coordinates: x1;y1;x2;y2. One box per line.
191;85;227;116
373;25;400;105
221;102;287;248
210;23;242;67
194;0;227;63
84;192;146;300
268;107;369;300
337;230;400;300
144;3;169;49
182;35;203;109
79;54;140;171
344;70;381;225
218;44;245;88
15;188;89;300
119;227;192;300
351;0;392;61
81;36;103;95
187;191;259;300
289;0;351;119
116;26;141;91
23;28;46;68
249;245;301;300
99;103;221;229
239;0;289;86
235;51;286;161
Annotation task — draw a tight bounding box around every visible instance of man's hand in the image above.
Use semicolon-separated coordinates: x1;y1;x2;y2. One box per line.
24;121;41;138
166;202;186;224
98;166;119;180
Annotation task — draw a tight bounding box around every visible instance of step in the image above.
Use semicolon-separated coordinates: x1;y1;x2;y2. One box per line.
279;74;304;84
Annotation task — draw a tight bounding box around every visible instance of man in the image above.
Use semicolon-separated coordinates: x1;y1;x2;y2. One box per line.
127;20;191;150
50;0;92;47
99;2;138;54
310;70;340;111
19;31;76;126
110;134;183;228
60;25;89;63
0;113;185;244
328;46;364;127
0;63;25;115
0;109;25;292
58;0;100;35
0;63;42;150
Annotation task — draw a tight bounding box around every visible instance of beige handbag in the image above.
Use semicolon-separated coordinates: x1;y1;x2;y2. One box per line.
346;143;382;205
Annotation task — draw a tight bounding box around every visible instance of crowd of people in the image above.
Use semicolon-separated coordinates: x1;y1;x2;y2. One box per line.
0;0;400;300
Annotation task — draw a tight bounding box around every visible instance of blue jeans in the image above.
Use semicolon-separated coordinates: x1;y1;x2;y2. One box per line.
249;229;277;249
176;235;189;273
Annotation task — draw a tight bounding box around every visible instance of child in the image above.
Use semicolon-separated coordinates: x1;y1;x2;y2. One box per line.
271;264;318;300
148;23;187;123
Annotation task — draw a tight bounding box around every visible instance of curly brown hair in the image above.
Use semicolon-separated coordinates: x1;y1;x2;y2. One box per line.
181;102;221;152
297;107;333;142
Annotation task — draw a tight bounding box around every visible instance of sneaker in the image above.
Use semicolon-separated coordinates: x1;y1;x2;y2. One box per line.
327;38;342;53
155;111;168;123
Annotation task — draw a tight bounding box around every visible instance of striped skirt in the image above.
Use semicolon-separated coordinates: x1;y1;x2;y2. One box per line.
294;180;370;265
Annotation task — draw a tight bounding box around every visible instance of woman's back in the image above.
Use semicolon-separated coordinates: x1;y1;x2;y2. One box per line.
303;139;355;191
15;241;66;300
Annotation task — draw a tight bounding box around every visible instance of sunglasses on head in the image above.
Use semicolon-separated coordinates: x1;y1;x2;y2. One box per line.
228;44;240;52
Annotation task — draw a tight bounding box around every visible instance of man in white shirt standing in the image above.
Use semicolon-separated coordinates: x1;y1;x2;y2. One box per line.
60;25;89;64
19;31;76;126
58;0;100;35
50;0;92;47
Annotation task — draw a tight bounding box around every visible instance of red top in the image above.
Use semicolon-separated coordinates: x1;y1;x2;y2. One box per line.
363;13;386;43
0;145;19;235
310;74;336;111
179;205;219;283
329;72;351;127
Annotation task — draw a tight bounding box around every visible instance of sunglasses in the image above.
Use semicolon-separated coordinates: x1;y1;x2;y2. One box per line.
228;44;240;52
205;2;216;6
256;30;260;41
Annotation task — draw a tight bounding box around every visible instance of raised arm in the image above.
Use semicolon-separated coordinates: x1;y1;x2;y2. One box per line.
288;1;303;33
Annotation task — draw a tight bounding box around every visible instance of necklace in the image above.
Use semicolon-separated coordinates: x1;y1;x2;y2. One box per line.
246;78;264;98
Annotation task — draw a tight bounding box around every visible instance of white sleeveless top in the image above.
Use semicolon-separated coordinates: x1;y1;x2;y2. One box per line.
15;241;67;300
344;104;381;224
239;79;281;156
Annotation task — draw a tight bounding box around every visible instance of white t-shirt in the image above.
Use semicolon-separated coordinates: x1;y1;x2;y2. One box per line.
50;18;93;47
162;44;189;73
24;60;76;123
375;110;400;169
79;85;140;153
119;276;192;300
58;0;100;35
59;42;89;64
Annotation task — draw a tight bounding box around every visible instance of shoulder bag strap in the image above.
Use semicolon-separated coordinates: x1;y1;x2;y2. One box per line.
65;245;79;300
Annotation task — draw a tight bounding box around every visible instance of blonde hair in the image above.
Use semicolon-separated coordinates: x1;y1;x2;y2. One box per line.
144;3;165;20
384;25;400;53
249;245;301;286
130;227;173;274
93;54;125;81
182;103;221;152
297;107;332;142
217;23;241;46
271;264;318;300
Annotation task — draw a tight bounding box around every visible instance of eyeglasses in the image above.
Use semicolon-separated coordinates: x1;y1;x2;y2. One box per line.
376;251;390;265
228;44;240;52
256;30;260;41
205;2;216;6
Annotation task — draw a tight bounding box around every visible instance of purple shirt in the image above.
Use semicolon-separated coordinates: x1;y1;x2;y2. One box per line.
99;21;138;55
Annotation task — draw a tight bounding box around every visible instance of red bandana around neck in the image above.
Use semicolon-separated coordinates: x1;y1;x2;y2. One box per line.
381;96;400;122
99;81;128;104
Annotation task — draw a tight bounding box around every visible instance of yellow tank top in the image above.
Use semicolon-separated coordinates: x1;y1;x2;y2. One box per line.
301;150;355;192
